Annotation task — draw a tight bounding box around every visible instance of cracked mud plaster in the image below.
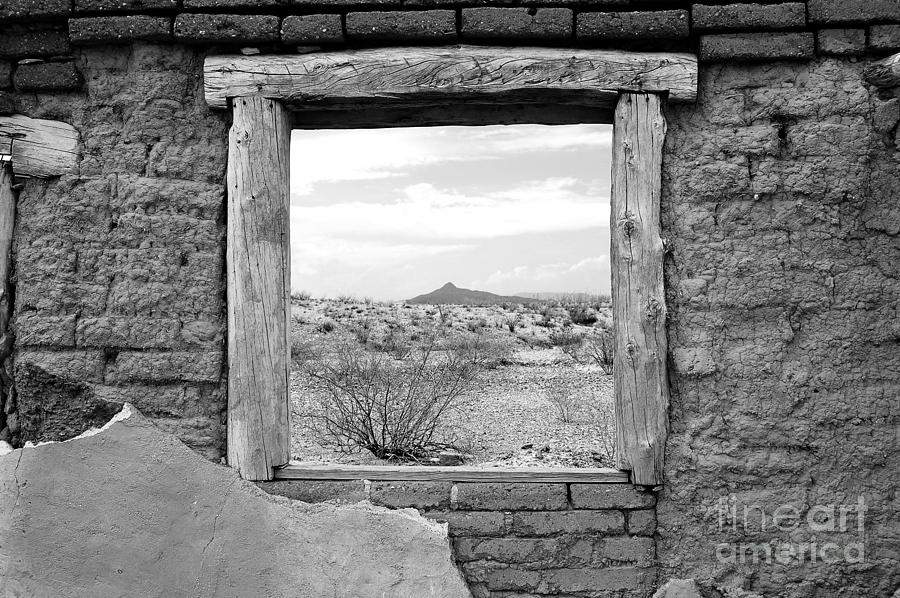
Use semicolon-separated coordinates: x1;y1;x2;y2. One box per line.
0;405;471;598
659;58;900;596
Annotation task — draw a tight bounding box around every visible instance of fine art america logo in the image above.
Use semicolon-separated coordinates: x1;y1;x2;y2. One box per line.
714;495;867;565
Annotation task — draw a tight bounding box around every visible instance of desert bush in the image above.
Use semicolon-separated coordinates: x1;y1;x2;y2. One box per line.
504;312;522;333
302;332;481;461
549;328;584;362
543;379;582;423
350;318;372;345
336;293;357;303
586;398;616;465
566;304;598;326
584;329;614;375
291;290;311;302
318;319;336;334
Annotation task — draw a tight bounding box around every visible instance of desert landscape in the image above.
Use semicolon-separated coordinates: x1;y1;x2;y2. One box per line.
289;283;616;468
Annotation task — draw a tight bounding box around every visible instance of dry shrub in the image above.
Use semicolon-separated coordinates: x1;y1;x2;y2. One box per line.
301;330;481;461
543;379;582;423
549;328;584;363
584;328;614;375
586;398;616;466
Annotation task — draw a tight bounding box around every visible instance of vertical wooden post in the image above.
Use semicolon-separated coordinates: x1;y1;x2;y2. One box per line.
227;96;292;480
0;158;14;332
611;93;670;487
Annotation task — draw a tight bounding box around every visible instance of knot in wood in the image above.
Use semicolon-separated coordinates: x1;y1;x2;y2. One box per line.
625;341;637;359
619;212;636;237
645;296;662;321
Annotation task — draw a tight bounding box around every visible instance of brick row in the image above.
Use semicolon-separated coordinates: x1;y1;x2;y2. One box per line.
0;7;896;63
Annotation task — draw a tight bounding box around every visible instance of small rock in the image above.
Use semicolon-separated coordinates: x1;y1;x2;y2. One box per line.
520;443;533;450
0;440;11;456
240;47;260;56
653;579;702;598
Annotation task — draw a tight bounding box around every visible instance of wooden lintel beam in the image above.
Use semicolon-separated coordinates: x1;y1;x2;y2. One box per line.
204;47;698;110
0;114;79;178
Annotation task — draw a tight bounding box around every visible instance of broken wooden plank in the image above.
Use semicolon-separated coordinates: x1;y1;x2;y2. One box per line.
204;47;698;110
864;52;900;88
0;159;13;334
227;96;292;481
0;114;79;178
611;93;670;487
275;463;631;483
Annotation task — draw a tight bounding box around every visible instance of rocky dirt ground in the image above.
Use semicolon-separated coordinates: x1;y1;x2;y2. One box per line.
290;297;615;468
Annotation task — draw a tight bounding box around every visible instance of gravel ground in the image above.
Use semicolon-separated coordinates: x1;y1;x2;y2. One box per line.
290;348;616;468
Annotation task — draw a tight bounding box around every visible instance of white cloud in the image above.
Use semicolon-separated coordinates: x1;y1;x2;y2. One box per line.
290;177;608;245
291;124;612;195
476;256;610;294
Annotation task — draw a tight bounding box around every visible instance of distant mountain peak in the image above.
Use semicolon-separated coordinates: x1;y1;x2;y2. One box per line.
407;283;537;306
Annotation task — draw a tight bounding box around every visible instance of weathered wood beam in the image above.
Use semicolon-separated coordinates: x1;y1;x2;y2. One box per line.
611;93;670;487
274;463;630;483
204;47;698;110
864;53;900;88
0;159;14;334
0;114;79;178
227;96;292;481
293;103;615;129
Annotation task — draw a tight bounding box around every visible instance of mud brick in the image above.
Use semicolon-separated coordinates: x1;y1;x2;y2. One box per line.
0;61;12;90
75;316;181;349
69;16;172;44
281;14;343;44
14;61;82;91
174;13;279;43
369;481;452;509
699;32;814;61
692;3;806;32
542;566;655;593
0;25;69;57
509;510;624;536
186;0;287;7
870;25;900;51
455;483;568;511
347;10;456;41
570;484;656;509
816;28;866;56
577;10;688;40
106;350;223;383
15;314;77;347
808;0;900;24
461;8;572;40
0;0;70;21
423;510;507;537
74;0;178;12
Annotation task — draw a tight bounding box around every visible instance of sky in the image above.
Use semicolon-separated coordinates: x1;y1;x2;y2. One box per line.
290;123;612;302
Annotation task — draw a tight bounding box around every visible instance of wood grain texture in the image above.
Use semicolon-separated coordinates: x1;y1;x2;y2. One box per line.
864;52;900;88
611;93;670;487
0;160;13;334
227;96;292;481
276;463;630;483
0;114;79;178
204;47;698;110
292;103;615;129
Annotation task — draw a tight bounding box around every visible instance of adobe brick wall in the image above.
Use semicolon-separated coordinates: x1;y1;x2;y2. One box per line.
260;479;659;597
0;1;898;596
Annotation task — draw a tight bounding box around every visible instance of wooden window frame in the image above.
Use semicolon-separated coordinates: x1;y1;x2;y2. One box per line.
204;47;697;484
